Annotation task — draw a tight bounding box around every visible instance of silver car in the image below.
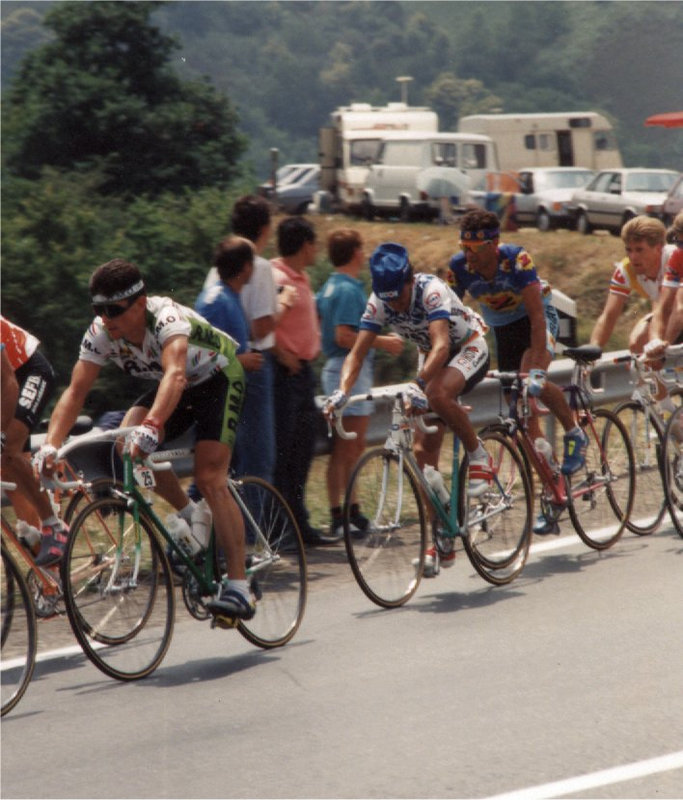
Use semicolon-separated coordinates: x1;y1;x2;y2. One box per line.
569;168;680;235
258;163;320;215
514;167;596;231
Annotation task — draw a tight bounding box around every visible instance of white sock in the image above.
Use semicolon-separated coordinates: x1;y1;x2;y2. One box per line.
467;442;488;461
229;579;250;600
41;515;59;529
178;501;196;523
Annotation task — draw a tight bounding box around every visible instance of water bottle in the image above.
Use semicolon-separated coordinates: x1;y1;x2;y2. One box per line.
190;499;212;550
166;513;201;556
423;465;450;505
16;520;41;555
534;437;557;470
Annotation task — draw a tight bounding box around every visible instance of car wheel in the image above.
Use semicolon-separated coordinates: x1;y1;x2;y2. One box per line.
577;211;593;235
536;209;553;232
294;201;310;215
361;195;375;221
399;198;412;223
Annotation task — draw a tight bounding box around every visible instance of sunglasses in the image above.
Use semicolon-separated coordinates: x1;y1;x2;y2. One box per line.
460;240;494;252
92;299;134;318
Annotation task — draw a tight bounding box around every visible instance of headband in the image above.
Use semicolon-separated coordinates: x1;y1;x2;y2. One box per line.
91;279;145;303
460;228;500;242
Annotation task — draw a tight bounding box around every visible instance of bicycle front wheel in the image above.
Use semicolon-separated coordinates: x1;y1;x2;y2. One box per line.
566;409;635;550
613;401;666;535
62;497;175;681
343;448;426;608
1;545;37;716
661;405;683;537
461;431;533;585
234;477;307;648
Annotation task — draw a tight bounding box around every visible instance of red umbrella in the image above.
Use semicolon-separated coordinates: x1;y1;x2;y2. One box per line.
645;112;683;128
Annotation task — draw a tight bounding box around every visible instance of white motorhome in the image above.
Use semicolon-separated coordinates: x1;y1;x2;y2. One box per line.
362;131;498;221
458;112;623;173
318;102;438;212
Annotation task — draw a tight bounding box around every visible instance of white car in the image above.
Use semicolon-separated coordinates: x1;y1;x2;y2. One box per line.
569;168;680;235
513;167;596;231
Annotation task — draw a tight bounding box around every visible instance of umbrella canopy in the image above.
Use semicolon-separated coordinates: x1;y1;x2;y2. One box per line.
645;112;683;128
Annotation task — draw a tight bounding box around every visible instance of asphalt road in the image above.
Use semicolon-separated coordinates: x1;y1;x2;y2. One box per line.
2;523;682;800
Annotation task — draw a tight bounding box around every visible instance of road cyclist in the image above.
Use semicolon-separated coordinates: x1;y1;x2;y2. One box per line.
32;258;256;624
324;240;497;578
447;209;590;536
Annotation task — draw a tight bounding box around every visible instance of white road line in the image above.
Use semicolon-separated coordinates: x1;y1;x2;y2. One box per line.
485;750;683;800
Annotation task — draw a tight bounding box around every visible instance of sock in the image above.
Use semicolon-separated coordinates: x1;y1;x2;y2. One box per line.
566;425;582;437
228;579;251;600
41;515;59;529
467;443;488;461
178;501;196;523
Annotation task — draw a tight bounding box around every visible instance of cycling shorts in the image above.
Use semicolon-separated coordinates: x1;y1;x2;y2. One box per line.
493;306;559;372
14;350;56;443
133;362;245;450
446;334;490;395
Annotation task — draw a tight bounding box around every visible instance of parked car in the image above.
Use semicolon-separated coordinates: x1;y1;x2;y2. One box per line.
258;163;320;214
661;174;683;227
568;168;680;235
513;167;596;231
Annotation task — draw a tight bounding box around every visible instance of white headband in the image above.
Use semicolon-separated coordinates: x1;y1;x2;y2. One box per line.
91;279;145;303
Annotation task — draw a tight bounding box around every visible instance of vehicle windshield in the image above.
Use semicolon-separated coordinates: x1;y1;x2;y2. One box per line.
625;172;678;192
538;170;595;190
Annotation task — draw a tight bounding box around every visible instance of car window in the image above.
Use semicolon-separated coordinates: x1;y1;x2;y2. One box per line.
607;174;622;193
673;178;683;199
590;172;614;192
544;171;595;189
462;143;488;169
625;172;678;192
432;143;457;167
350;139;382;166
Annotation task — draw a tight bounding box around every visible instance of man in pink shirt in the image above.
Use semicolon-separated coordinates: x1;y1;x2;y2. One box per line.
271;217;326;546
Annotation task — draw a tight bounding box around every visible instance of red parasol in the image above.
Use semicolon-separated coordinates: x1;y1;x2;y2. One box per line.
645;112;683;128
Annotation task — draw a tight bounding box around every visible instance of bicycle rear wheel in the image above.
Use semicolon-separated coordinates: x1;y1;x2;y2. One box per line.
661;405;683;537
62;497;175;681
566;408;635;550
1;544;37;716
461;431;533;585
343;448;426;608
234;477;307;648
613;401;666;535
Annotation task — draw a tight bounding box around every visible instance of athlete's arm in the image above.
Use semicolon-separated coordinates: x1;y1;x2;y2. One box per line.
338;328;376;396
1;348;18;433
590;292;626;349
143;334;188;427
45;359;102;450
419;318;450;385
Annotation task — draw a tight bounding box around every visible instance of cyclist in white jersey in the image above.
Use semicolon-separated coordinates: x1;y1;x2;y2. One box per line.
33;259;255;620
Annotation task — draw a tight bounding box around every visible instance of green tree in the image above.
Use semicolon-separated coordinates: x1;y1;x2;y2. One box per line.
2;0;246;196
425;72;502;130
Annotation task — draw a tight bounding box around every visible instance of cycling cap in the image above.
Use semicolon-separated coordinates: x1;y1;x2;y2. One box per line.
370;242;411;300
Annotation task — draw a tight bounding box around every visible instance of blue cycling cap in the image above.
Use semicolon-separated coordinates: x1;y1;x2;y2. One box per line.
370;242;411;300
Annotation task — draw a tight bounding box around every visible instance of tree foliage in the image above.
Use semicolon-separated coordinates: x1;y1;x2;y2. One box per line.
2;1;246;196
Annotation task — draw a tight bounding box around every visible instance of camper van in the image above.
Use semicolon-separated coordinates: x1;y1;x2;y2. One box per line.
362;131;498;221
318;102;438;213
458;112;623;173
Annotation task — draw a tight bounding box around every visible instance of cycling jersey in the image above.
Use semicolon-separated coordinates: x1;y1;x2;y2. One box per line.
359;273;485;353
608;244;675;301
0;317;40;370
661;246;683;289
79;296;239;384
448;243;552;327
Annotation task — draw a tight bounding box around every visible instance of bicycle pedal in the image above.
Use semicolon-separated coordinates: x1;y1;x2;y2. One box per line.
211;613;238;630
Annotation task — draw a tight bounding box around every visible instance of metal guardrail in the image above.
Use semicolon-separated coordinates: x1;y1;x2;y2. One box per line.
28;350;636;478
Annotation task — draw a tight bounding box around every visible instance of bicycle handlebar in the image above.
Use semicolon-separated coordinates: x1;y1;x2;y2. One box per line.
331;388;439;440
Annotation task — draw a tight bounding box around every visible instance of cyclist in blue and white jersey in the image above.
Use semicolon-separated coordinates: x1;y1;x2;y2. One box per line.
324;241;492;498
33;258;255;621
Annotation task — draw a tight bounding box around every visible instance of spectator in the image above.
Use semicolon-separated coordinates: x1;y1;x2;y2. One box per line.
271;217;325;546
316;228;403;540
203;196;296;483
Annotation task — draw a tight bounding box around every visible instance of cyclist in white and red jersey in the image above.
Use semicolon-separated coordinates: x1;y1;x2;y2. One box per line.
33;259;255;621
644;211;683;360
0;316;66;565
